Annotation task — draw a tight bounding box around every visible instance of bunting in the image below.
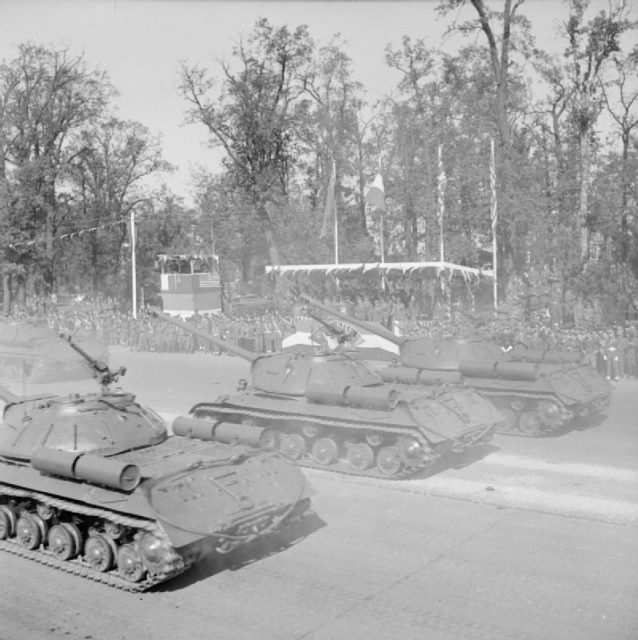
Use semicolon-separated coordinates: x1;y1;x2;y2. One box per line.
8;219;126;249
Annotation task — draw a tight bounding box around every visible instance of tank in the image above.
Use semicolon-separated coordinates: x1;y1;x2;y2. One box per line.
0;333;315;591
302;296;612;437
151;308;504;479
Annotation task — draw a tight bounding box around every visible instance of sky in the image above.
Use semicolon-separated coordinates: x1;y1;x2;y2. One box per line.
0;0;625;203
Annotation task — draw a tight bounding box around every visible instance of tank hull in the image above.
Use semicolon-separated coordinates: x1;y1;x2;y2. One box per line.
380;364;611;436
0;387;315;591
301;296;612;437
0;437;313;590
148;307;501;477
181;385;501;478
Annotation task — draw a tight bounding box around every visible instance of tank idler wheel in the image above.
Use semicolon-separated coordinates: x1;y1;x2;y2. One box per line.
518;411;542;436
279;434;307;460
84;533;116;572
311;438;339;466
48;523;81;560
0;505;17;539
346;442;375;471
16;513;47;550
117;544;147;582
376;446;402;477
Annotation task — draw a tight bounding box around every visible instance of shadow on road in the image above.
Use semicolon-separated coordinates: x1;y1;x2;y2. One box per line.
155;510;326;592
412;441;500;480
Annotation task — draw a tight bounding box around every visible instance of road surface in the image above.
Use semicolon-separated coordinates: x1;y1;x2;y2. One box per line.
1;349;636;640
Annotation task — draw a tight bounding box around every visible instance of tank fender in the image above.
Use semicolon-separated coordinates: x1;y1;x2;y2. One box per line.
511;349;586;365
172;416;271;447
305;383;398;410
459;358;539;381
31;447;140;491
380;366;463;385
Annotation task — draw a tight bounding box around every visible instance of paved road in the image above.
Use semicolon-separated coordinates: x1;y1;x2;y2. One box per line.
1;350;637;640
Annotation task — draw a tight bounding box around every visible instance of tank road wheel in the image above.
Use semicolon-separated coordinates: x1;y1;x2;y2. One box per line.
16;513;47;549
346;442;375;472
499;408;518;433
117;544;147;582
376;446;402;477
538;401;563;428
0;505;17;539
311;438;339;466
518;412;542;436
258;429;279;451
47;524;82;560
279;434;306;460
84;534;115;572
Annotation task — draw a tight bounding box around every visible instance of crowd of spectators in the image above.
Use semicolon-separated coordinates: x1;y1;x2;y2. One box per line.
2;289;637;381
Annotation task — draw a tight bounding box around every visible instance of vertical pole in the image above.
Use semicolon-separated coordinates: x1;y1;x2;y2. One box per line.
130;208;137;319
380;211;385;264
438;145;444;263
490;139;498;310
334;195;339;265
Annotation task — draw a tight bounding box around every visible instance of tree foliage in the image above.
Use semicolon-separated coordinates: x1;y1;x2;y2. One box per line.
0;44;178;312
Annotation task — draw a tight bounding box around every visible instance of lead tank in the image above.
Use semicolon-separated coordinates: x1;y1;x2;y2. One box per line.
0;333;314;591
302;296;612;436
151;308;503;478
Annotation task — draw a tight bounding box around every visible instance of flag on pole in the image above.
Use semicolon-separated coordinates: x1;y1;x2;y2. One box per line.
365;173;386;211
320;160;336;239
490;139;497;230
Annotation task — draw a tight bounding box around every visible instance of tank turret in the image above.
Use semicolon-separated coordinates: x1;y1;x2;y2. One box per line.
302;295;612;437
150;307;503;478
0;329;315;590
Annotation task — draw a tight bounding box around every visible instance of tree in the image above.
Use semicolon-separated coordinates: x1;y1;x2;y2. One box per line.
65;118;172;297
562;0;634;257
301;37;374;260
179;19;314;272
437;0;532;151
0;44;113;308
600;44;638;261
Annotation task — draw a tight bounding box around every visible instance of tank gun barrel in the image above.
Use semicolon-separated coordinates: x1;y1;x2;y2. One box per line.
60;333;125;390
148;307;259;363
300;295;404;346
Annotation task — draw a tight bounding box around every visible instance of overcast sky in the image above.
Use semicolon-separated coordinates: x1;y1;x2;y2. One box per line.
0;0;623;202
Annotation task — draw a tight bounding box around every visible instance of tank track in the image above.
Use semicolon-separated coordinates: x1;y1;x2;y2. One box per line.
190;403;492;480
0;484;189;591
477;390;573;437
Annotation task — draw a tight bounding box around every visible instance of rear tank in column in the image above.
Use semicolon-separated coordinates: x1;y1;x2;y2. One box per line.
302;296;611;437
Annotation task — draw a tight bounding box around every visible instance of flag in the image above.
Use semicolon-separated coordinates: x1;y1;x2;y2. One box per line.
320;160;336;239
365;173;386;211
490;139;497;230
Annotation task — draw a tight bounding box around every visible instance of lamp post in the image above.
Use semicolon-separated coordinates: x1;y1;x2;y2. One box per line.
130;208;137;319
